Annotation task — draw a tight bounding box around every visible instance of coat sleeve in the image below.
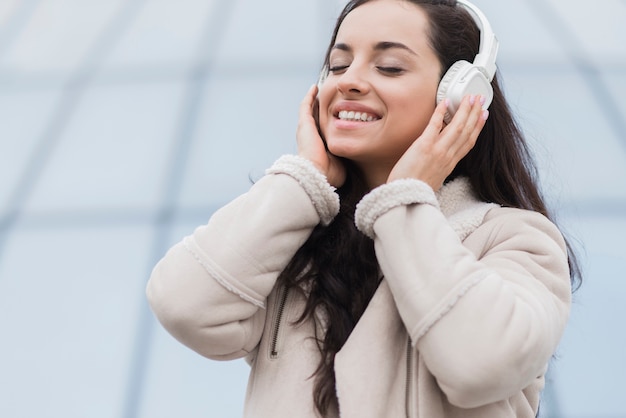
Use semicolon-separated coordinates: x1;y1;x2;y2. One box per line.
356;180;571;409
146;155;339;360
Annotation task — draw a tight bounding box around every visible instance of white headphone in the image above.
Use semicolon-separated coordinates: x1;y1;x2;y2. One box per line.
436;0;499;123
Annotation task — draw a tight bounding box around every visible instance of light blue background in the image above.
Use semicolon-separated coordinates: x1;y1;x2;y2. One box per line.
0;0;624;417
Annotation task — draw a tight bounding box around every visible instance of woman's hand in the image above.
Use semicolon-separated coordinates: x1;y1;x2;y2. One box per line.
297;84;346;188
387;95;488;191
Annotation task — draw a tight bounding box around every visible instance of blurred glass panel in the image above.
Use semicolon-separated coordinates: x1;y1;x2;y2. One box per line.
100;0;216;73
22;80;186;214
0;0;124;75
213;0;322;65
552;216;626;418
473;0;569;64
0;0;21;29
501;70;626;203
0;87;63;216
176;75;310;209
0;223;154;418
139;324;249;418
602;71;626;123
546;0;626;66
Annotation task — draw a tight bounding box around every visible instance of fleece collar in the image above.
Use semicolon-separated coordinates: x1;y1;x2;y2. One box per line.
437;177;498;241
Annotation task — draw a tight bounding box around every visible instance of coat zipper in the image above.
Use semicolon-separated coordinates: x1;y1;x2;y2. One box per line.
270;286;289;359
405;336;413;418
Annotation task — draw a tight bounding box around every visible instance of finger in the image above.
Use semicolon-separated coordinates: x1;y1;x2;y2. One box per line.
420;99;448;140
466;95;489;133
444;95;483;150
297;86;319;142
299;84;318;119
434;95;472;154
469;106;489;144
296;85;325;157
450;95;474;127
458;97;489;154
464;95;485;132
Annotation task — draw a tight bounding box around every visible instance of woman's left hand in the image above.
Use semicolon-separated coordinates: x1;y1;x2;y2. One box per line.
387;95;488;191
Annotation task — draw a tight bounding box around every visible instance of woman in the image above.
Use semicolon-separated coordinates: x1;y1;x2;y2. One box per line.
146;0;580;416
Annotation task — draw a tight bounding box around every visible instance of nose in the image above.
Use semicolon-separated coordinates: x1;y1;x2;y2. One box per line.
336;64;370;95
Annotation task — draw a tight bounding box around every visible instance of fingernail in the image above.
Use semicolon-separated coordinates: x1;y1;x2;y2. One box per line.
480;95;486;106
444;98;450;107
481;109;489;120
469;95;476;105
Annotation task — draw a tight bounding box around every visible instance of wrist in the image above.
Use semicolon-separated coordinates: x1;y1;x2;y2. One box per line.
266;155;340;225
355;179;439;238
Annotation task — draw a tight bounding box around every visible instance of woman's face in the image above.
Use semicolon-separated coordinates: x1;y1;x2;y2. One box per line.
318;0;442;180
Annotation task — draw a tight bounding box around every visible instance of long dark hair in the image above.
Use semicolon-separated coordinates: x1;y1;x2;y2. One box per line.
277;0;582;415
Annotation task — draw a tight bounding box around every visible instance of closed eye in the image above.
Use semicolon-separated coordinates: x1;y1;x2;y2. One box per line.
377;66;404;75
329;65;349;74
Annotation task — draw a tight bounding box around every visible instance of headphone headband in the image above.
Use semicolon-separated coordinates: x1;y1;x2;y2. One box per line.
456;0;499;81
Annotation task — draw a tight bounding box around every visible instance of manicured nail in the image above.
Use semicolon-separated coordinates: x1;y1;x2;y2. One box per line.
469;95;476;105
444;98;450;107
481;109;489;120
479;95;486;106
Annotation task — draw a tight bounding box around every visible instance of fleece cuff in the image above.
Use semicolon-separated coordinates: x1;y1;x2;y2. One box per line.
355;179;439;239
266;155;340;226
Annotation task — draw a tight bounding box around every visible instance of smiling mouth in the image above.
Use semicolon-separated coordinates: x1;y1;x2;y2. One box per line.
336;110;380;122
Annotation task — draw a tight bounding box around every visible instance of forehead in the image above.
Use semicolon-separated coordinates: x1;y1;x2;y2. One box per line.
336;0;432;49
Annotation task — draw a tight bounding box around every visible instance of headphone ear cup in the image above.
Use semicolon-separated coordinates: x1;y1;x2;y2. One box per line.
437;61;468;104
437;61;471;123
436;60;493;124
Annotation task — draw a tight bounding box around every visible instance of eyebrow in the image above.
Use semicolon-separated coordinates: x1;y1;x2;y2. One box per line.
332;41;419;56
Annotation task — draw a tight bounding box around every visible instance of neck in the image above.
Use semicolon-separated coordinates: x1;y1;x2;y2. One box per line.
354;161;394;191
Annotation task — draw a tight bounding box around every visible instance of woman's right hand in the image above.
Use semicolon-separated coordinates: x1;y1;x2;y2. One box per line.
296;84;346;188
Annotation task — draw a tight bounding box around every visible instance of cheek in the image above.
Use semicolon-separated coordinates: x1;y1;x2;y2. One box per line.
401;80;438;123
394;95;436;136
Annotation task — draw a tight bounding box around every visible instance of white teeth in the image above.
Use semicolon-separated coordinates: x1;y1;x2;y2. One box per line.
338;110;377;122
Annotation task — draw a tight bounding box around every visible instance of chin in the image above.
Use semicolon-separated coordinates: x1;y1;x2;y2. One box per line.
326;141;359;161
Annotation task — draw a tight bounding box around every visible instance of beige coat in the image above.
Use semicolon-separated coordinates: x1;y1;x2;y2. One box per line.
147;155;571;418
